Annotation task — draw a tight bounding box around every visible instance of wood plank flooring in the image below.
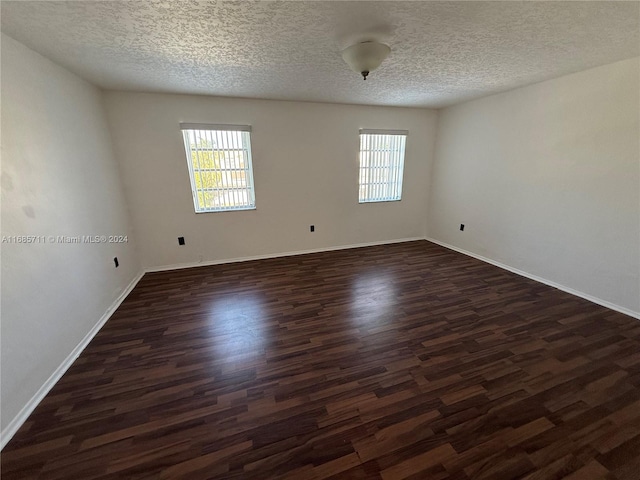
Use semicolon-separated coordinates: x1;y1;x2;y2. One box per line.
3;240;640;479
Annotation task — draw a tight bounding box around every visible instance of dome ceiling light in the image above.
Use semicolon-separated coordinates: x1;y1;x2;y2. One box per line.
341;40;391;80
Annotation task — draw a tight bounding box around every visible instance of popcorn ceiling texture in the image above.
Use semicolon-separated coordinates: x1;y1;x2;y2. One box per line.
1;1;638;107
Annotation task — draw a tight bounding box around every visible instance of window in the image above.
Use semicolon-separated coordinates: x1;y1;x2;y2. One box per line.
358;129;407;203
180;123;256;212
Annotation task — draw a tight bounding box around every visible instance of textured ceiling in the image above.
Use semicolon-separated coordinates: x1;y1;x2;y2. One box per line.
1;1;638;108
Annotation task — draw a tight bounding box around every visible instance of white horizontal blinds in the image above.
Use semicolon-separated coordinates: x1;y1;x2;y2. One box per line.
358;130;407;203
180;124;255;212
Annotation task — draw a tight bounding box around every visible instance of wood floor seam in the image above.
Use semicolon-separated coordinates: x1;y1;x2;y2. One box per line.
3;241;639;479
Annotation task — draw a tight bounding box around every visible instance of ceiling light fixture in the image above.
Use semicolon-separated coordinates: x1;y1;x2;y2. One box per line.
341;40;391;80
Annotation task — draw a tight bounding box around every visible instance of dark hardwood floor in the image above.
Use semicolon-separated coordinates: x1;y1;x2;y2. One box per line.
3;240;640;479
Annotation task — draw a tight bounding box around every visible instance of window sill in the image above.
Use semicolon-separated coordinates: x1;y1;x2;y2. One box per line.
195;206;257;214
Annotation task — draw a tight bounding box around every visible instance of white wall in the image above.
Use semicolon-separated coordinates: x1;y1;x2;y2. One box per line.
104;92;437;269
1;34;140;436
2;29;635;451
428;57;640;316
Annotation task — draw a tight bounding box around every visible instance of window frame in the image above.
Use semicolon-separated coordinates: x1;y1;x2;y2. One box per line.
180;123;256;213
358;129;408;204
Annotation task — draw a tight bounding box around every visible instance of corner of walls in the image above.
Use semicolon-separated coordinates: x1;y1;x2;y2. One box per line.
424;106;443;240
97;88;142;270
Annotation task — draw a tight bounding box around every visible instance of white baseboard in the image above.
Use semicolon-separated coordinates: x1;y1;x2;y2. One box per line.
7;235;634;449
426;237;640;320
0;270;145;450
1;237;422;449
145;237;426;273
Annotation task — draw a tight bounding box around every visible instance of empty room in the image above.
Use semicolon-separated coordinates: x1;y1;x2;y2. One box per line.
1;1;639;479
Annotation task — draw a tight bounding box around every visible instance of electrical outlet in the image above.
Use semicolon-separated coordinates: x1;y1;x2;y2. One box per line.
310;225;315;232
114;257;119;268
178;236;185;245
460;224;465;231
